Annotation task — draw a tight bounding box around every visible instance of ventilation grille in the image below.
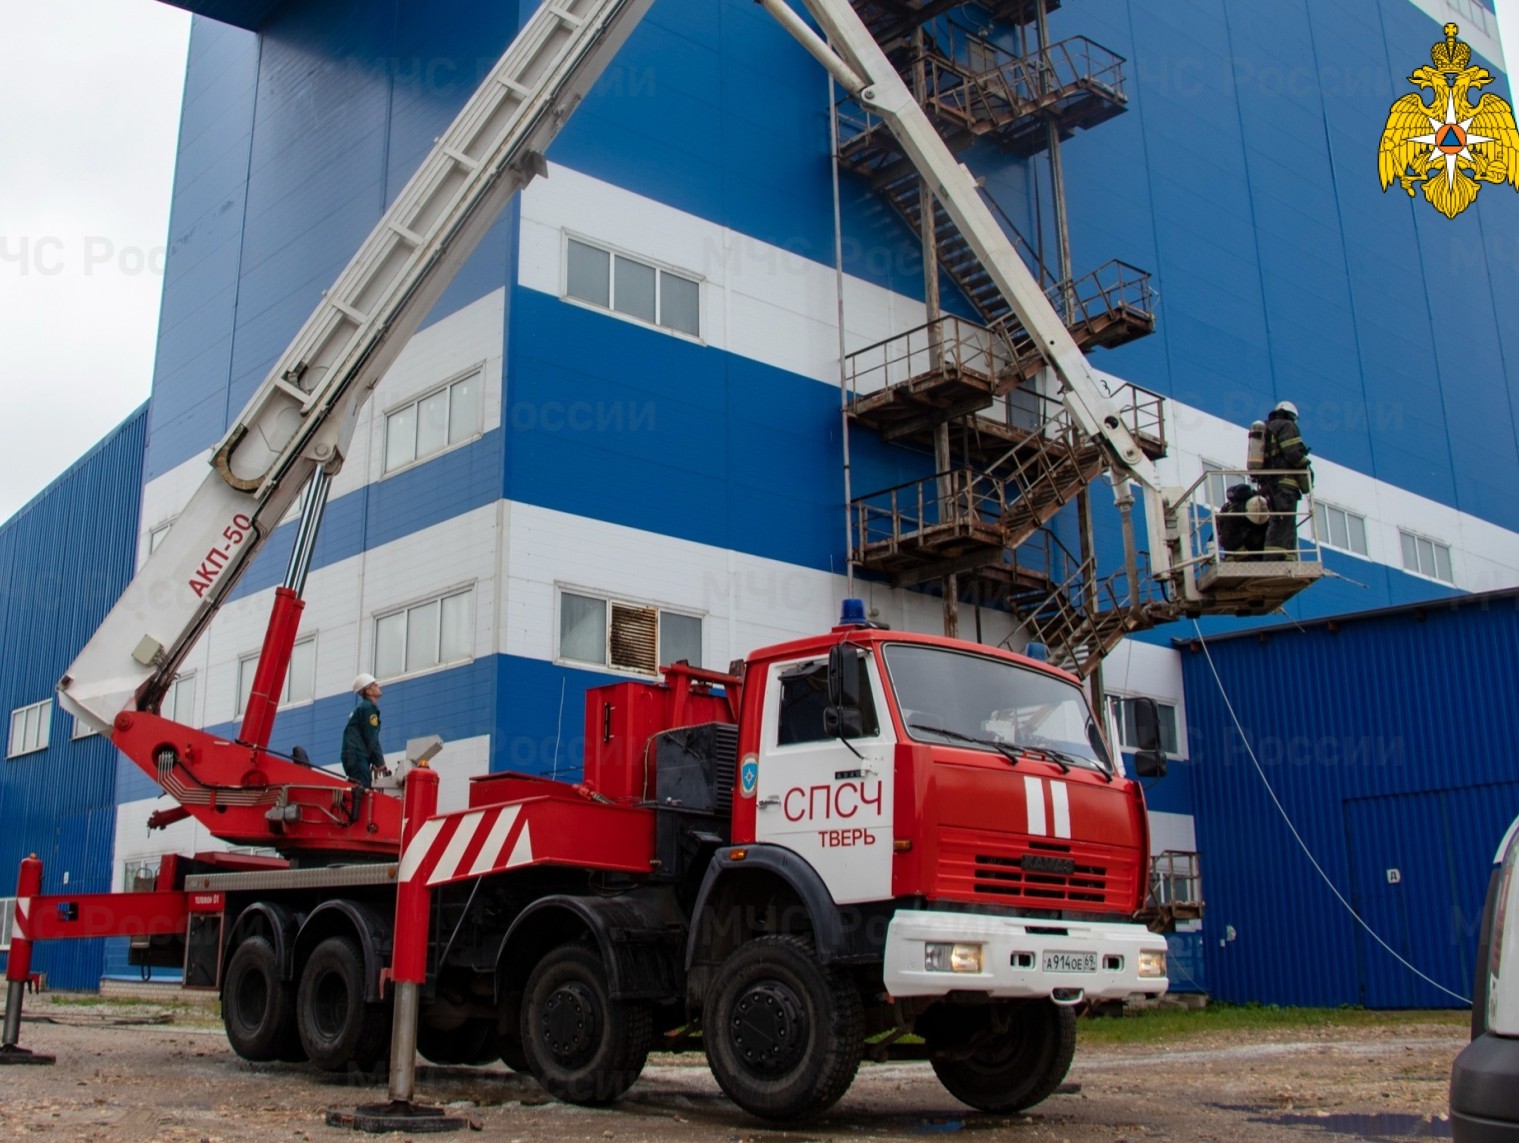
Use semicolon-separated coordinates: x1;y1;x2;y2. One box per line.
609;603;658;673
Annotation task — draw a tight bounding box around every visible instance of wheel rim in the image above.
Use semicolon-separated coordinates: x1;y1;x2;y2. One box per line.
233;969;268;1029
540;981;601;1067
311;969;350;1040
729;980;807;1077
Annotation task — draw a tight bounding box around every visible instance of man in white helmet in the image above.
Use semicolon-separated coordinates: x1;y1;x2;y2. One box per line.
341;673;388;790
1261;400;1312;557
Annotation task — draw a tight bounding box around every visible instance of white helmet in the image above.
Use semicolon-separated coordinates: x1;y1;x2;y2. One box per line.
1273;400;1298;418
352;673;378;694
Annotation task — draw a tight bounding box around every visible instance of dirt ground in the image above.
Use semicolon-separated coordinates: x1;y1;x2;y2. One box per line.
0;999;1464;1141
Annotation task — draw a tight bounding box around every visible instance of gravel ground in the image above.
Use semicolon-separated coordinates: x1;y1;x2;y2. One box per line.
0;999;1465;1141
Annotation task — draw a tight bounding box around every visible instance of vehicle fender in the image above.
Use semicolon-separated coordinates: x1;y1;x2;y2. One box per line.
686;844;846;969
224;901;299;982
497;894;680;1002
293;899;393;1004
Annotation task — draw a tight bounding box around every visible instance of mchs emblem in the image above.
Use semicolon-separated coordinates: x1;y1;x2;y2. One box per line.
1378;24;1519;219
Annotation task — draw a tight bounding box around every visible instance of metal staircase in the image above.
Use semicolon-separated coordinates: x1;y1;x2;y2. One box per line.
830;0;1323;668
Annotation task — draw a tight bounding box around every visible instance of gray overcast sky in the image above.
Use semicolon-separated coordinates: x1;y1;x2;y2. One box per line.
0;1;1516;524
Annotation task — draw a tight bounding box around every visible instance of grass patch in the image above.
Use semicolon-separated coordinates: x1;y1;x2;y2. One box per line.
1077;1003;1468;1046
48;993;202;1011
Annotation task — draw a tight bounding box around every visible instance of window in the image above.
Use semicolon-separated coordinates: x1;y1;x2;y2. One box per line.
0;898;13;952
1399;529;1454;583
148;521;173;554
777;659;879;745
1201;461;1231;509
564;237;701;337
375;591;473;680
1313;501;1368;557
72;715;99;740
8;699;51;758
558;590;703;674
1107;695;1181;756
384;369;483;473
165;673;197;725
236;638;316;716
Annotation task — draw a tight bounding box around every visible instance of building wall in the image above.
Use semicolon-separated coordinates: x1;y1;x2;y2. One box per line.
0;408;147;990
85;0;1519;992
1180;594;1519;1008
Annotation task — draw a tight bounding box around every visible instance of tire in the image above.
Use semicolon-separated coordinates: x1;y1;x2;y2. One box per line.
929;999;1077;1113
222;936;301;1062
520;944;651;1105
296;936;391;1072
702;935;863;1121
416;1018;496;1066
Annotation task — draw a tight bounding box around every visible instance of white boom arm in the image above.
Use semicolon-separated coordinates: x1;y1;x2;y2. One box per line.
60;0;654;732
762;0;1162;491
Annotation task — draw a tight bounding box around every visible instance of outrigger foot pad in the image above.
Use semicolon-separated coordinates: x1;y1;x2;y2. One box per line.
327;1101;470;1134
0;1044;55;1065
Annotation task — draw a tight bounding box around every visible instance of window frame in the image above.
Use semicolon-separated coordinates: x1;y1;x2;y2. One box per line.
372;587;476;683
0;897;13;952
381;363;487;478
1200;459;1232;510
8;699;52;759
554;586;705;677
235;636;318;717
1397;527;1455;584
1105;693;1184;759
560;233;704;342
1312;500;1369;558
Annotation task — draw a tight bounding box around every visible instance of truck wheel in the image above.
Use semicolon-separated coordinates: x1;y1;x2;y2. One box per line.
296;936;390;1072
930;1000;1076;1112
702;935;863;1121
223;936;301;1062
417;1018;495;1066
520;944;650;1105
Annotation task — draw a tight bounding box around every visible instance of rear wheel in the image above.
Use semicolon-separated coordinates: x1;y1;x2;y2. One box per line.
222;936;301;1062
702;935;863;1121
296;936;390;1072
520;944;650;1105
928;999;1076;1112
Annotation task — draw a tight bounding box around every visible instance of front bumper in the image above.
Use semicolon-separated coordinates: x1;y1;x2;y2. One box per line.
1453;1033;1519;1141
882;909;1168;1002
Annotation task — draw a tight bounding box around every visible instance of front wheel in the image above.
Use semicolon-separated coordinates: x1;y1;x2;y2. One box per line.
519;944;650;1105
928;999;1077;1112
702;935;863;1121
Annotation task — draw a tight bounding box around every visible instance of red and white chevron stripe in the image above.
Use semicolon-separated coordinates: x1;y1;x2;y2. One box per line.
399;804;535;887
12;896;29;943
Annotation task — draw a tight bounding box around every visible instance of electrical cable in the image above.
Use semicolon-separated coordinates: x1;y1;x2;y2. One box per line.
1190;619;1471;1005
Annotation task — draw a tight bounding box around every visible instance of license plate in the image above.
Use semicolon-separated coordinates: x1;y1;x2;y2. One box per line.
1043;951;1097;974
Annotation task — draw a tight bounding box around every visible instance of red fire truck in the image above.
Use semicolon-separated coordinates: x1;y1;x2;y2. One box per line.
1;0;1170;1123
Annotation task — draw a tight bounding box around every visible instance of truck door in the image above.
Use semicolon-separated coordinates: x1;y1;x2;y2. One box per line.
753;653;895;904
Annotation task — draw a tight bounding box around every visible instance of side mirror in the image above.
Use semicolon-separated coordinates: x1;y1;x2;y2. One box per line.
826;645;865;740
828;644;862;710
1129;697;1167;778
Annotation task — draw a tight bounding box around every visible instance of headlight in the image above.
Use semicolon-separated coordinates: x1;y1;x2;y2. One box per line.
925;942;984;973
1138;950;1167;979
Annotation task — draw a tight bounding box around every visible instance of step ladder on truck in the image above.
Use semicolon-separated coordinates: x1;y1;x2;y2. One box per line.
0;0;1290;1123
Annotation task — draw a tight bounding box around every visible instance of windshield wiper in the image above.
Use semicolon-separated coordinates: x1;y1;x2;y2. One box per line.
909;724;1022;768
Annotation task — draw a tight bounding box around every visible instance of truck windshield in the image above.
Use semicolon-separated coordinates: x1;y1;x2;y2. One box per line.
882;644;1113;774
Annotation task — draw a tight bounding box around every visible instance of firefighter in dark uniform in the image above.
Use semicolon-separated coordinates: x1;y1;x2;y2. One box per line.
342;673;389;788
1261;401;1312;557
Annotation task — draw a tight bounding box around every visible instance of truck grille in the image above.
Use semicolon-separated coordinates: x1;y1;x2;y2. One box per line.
935;828;1135;911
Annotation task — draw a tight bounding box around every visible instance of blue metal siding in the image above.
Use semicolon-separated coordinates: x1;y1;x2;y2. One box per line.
0;408;147;990
1181;596;1519;1006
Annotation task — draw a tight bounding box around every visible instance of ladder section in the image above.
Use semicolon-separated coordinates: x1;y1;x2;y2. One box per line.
60;0;656;730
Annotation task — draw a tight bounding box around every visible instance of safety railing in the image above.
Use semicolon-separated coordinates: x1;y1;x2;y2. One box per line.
1173;467;1324;569
1148;850;1203;912
845;314;1040;400
919;32;1128;138
850;468;1010;560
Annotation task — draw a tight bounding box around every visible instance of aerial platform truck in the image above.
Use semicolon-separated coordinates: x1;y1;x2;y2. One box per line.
0;0;1244;1122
